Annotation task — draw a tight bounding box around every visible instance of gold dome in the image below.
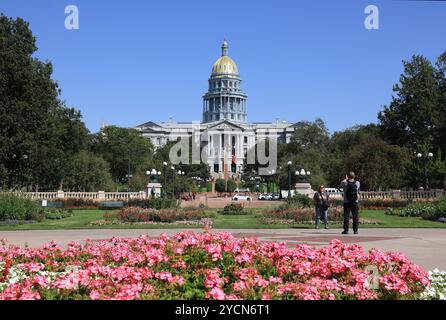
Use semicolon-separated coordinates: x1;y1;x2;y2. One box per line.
211;56;239;77
211;40;239;78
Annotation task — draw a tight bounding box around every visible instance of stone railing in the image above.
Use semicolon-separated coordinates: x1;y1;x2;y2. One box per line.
17;191;147;201
5;190;446;201
329;190;445;200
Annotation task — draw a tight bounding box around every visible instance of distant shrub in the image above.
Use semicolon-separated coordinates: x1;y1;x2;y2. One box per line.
285;194;312;208
385;199;446;222
0;193;44;222
47;198;98;209
109;207;206;223
44;208;73;220
218;203;251;215
126;198;178;210
330;198;411;209
263;206;343;223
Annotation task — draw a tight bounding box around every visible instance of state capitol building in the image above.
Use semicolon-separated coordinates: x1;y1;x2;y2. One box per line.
136;40;298;178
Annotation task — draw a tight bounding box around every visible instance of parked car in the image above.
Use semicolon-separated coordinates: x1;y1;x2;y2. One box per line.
271;193;280;200
265;193;273;200
258;193;268;200
232;193;252;201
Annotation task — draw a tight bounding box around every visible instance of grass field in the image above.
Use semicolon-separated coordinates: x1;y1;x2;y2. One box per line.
0;209;445;230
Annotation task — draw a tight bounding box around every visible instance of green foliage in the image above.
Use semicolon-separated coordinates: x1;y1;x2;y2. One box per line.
47;198;98;208
288;118;330;153
262;206;343;223
378;54;446;188
152;138;210;194
385;199;446;221
63;151;115;191
108;207;206;223
0;15;90;191
126;198;178;210
92;126;154;184
218;203;251;215
343;138;410;190
0;193;44;221
44;208;73;220
378;55;441;150
285;194;312;208
215;179;237;193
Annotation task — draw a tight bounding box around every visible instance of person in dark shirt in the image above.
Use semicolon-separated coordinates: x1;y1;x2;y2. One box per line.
340;172;361;235
313;185;330;229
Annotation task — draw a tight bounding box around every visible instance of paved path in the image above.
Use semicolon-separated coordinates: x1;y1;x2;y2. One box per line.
0;228;445;271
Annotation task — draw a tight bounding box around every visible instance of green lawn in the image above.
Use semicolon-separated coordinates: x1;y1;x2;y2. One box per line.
0;209;445;230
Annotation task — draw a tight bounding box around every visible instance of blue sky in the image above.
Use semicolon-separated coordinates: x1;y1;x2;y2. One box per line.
1;0;445;134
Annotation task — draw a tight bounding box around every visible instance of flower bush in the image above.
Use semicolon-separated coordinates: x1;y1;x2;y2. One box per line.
47;198;99;209
330;198;411;210
218;204;252;215
125;198;178;210
0;232;430;300
44;208;74;220
385;199;446;222
0;193;45;222
263;206;343;223
421;269;446;300
104;207;207;224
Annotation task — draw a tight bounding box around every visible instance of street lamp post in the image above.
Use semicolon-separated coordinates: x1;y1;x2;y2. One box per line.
162;162;168;198
268;170;275;193
287;161;292;198
417;152;434;190
295;169;311;183
171;166;175;198
146;169;160;197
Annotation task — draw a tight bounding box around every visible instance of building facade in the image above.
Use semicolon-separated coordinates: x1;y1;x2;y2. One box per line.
136;40;297;178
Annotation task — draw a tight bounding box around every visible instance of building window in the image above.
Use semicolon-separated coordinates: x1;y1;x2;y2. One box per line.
244;136;248;144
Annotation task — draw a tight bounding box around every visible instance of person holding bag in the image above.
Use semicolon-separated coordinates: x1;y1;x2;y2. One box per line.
314;185;330;229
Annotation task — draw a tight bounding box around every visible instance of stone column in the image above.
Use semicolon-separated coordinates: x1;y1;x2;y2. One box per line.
219;133;222;158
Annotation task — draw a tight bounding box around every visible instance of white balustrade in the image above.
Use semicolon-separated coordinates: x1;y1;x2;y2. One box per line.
2;190;444;201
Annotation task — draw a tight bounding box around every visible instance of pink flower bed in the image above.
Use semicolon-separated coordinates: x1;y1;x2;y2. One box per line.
0;233;429;300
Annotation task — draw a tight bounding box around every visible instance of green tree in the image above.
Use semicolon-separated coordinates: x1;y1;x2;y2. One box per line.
92;126;154;184
378;55;440;149
0;15;90;191
215;179;237;193
63;151;115;191
151;137;210;195
327;124;381;186
288;118;330;153
343;138;409;190
405;148;446;190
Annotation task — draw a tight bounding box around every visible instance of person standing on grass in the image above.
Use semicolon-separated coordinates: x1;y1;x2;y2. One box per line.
314;185;330;229
340;171;360;235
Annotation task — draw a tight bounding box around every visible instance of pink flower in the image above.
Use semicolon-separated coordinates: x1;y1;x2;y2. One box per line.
204;268;224;288
206;287;226;300
90;290;101;300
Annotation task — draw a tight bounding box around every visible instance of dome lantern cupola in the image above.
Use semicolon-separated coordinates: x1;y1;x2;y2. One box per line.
211;40;239;78
202;40;248;123
222;39;229;56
